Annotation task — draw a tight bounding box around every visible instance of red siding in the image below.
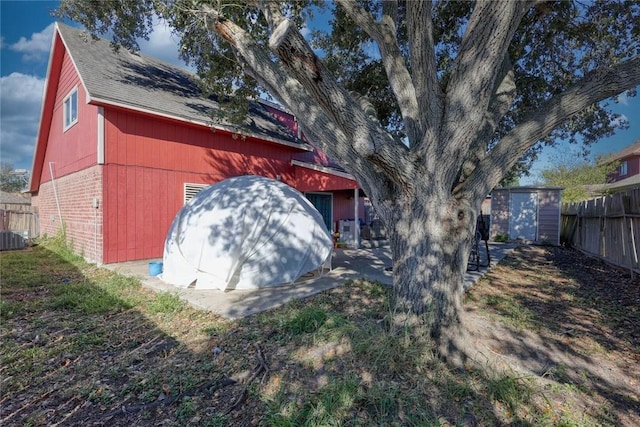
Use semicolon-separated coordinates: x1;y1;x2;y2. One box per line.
40;49;98;182
104;109;298;178
293;167;359;192
101;109;319;263
610;155;640;182
263;104;298;136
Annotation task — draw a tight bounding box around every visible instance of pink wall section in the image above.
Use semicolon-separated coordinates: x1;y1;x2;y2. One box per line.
263;104;298;136
293;167;359;192
333;190;365;224
103;164;181;263
104;108;299;179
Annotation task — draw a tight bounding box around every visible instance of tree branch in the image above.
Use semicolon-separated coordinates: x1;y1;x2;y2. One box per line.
200;4;411;192
464;55;640;202
407;0;442;152
459;54;516;182
440;1;528;188
337;0;421;146
201;6;348;156
257;3;414;187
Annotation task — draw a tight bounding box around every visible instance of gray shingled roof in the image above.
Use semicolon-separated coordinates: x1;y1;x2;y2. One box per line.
606;140;640;162
57;23;304;147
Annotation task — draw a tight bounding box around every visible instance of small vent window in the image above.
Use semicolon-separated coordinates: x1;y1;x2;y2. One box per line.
184;183;208;204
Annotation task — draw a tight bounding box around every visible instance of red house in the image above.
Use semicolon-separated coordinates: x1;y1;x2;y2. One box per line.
29;23;364;264
606;140;640;184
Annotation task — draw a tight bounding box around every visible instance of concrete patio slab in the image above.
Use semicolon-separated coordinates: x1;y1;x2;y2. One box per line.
103;242;517;319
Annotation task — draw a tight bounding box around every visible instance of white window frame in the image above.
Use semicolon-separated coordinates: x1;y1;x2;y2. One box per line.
63;87;78;131
620;160;628;176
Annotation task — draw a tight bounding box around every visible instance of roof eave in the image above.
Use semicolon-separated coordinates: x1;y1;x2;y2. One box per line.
291;159;356;180
89;96;314;152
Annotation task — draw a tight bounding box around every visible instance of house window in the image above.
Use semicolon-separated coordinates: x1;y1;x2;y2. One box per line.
619;160;628;176
63;87;78;130
184;183;209;204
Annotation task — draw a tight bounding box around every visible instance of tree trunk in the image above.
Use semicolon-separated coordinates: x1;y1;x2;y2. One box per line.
385;189;477;365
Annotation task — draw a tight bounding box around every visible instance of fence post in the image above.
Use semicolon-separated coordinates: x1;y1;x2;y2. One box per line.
621;199;636;279
600;199;607;258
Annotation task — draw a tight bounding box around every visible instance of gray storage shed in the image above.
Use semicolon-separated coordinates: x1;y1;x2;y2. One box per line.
490;186;562;246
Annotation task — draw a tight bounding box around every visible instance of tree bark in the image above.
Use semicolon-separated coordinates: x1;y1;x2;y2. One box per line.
380;185;478;364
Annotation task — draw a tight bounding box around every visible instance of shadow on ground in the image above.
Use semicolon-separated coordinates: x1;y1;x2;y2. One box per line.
465;245;640;426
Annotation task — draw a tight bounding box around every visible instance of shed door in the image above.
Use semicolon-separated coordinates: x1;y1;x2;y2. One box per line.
509;192;538;241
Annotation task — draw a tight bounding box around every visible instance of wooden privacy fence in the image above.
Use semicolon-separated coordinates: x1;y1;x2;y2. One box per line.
0;204;39;250
561;189;639;275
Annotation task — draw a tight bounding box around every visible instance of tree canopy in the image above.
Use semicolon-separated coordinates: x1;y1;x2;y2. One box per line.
540;156;619;203
0;163;29;193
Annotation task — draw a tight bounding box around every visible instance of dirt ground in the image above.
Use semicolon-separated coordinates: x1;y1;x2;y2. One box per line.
465;245;640;426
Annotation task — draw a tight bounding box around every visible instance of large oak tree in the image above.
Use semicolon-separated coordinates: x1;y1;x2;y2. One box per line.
58;0;640;363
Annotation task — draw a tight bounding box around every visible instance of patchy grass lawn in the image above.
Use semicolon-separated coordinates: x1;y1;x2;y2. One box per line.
1;240;638;426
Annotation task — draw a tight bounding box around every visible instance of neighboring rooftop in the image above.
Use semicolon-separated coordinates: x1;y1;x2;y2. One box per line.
586;173;640;195
0;191;31;205
602;140;640;163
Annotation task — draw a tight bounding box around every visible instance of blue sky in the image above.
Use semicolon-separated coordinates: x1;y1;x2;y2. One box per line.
1;0;638;184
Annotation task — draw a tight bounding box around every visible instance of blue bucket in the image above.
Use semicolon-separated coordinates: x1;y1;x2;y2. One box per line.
149;262;163;276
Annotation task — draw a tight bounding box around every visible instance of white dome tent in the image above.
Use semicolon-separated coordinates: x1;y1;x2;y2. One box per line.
161;175;333;291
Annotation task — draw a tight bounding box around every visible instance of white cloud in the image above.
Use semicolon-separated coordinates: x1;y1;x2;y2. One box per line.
609;113;629;129
0;73;45;170
9;23;54;61
137;16;191;70
617;92;629;106
301;24;312;39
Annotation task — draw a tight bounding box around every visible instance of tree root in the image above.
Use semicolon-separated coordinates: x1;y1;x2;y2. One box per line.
225;343;269;415
387;311;503;374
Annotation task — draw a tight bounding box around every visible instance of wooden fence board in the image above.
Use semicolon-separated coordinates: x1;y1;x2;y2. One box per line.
0;204;39;245
561;189;639;275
